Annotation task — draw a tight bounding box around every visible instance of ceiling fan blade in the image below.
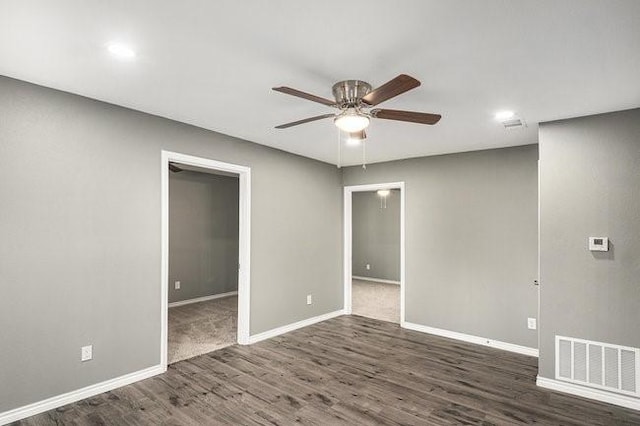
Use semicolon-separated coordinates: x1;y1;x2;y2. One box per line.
371;108;441;125
361;74;421;106
275;113;335;129
272;86;335;106
168;162;183;173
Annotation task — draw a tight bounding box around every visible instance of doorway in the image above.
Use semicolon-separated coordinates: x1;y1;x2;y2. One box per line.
160;151;251;370
343;182;405;325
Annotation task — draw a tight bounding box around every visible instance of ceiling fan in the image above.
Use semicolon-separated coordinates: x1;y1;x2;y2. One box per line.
272;74;441;139
168;162;183;173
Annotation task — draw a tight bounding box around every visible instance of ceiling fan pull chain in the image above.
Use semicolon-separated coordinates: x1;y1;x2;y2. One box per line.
362;140;367;170
337;129;342;168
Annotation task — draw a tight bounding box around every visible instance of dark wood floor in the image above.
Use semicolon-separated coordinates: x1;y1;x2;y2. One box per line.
13;315;640;425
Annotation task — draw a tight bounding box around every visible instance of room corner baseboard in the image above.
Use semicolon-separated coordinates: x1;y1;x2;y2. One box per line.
536;376;640;411
248;309;345;344
0;364;164;425
352;276;400;285
402;321;539;358
168;291;238;308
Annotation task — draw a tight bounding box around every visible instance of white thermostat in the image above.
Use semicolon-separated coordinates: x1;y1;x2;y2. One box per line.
588;237;609;252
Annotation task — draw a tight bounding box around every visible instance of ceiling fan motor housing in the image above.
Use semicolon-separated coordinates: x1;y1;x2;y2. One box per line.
332;80;372;108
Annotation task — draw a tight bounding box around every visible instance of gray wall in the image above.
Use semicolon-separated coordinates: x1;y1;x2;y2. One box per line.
352;190;400;281
538;108;640;378
0;76;342;412
343;145;539;348
169;171;239;303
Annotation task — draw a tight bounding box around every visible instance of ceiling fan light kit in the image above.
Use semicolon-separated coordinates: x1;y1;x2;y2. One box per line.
168;162;183;173
334;108;370;132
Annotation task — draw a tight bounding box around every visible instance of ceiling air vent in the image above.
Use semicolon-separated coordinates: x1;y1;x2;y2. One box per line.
502;117;526;130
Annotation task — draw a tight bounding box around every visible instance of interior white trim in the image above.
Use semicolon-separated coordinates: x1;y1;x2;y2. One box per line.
403;321;539;358
343;182;405;323
248;310;345;344
161;151;252;371
351;276;400;285
537;376;640;411
168;291;238;308
0;365;163;425
536;159;541;353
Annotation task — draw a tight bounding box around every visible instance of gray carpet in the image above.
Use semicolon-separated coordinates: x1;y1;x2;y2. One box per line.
168;295;237;364
352;279;400;323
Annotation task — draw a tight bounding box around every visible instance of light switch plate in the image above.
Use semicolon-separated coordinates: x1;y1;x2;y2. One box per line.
527;318;537;330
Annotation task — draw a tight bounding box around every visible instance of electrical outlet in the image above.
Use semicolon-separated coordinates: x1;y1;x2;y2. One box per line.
174;281;181;290
527;318;537;330
306;294;312;305
81;345;93;362
365;264;371;270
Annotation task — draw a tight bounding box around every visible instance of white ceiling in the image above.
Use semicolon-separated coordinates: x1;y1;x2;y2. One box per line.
1;1;639;166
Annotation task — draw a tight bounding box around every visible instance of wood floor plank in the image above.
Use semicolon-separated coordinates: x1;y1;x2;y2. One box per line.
11;315;640;425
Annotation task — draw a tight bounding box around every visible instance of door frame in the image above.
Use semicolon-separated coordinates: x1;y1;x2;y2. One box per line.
343;182;405;325
160;150;251;370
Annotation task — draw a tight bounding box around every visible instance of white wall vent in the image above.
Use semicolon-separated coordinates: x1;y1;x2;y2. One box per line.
556;336;640;397
502;118;527;130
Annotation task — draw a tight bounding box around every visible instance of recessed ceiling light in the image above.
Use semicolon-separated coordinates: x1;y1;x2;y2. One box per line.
377;189;390;197
107;42;136;59
495;111;515;121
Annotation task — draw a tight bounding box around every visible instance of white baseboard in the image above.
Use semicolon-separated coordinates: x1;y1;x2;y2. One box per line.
0;364;164;425
249;309;345;344
402;321;539;357
536;376;640;411
168;291;238;308
352;276;400;285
